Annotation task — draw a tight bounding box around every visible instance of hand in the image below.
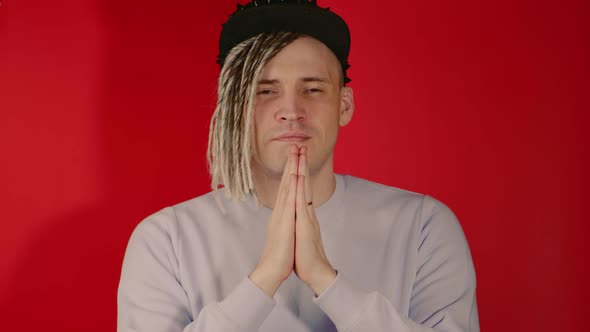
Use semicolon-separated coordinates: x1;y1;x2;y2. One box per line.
249;145;299;297
294;146;337;295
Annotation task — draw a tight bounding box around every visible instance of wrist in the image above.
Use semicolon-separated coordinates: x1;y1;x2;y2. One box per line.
306;267;337;296
249;268;283;298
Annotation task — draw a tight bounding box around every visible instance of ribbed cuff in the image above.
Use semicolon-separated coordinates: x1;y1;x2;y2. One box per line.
219;276;277;331
312;272;370;331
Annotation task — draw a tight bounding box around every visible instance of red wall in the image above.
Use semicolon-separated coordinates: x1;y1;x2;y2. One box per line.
1;0;588;330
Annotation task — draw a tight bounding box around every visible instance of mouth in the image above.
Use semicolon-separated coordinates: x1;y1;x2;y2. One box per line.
272;132;311;142
273;136;310;142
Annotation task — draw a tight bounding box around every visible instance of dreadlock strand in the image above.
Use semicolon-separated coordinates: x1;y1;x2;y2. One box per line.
208;31;301;202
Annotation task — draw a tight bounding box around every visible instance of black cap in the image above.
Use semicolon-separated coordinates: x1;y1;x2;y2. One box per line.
218;0;351;84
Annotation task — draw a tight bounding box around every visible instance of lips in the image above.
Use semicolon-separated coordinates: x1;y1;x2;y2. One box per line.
272;132;311;142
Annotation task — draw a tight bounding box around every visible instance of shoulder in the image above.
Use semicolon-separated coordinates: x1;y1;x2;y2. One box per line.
129;188;255;244
340;174;472;254
338;174;463;229
128;190;223;244
339;174;425;210
417;194;468;248
341;174;423;198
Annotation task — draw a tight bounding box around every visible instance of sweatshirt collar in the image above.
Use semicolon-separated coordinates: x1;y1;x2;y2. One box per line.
244;173;346;218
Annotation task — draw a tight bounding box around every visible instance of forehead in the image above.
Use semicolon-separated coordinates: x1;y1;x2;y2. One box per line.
259;36;341;82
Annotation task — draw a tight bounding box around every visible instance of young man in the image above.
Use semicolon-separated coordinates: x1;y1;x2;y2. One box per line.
118;1;479;331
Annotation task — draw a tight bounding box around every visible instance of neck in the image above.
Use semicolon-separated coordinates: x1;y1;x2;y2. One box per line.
253;158;336;210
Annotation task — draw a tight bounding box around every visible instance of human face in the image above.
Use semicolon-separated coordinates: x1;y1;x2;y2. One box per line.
251;36;354;179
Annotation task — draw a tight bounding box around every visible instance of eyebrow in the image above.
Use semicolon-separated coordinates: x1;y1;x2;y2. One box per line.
301;76;331;83
257;79;279;85
257;76;331;85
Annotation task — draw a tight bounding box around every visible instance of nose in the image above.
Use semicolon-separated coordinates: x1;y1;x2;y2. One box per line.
274;92;306;122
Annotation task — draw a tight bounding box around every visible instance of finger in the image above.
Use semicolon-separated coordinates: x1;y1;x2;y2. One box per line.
298;146;313;206
296;174;308;221
283;173;297;220
276;146;300;206
288;144;299;177
276;152;293;201
282;145;299;183
274;159;296;214
297;146;307;175
299;148;317;218
284;146;299;206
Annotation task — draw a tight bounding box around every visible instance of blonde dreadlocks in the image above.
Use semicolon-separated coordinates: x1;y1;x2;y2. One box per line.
207;32;301;203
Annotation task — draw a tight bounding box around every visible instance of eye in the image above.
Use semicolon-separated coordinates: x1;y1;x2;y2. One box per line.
256;89;276;95
305;88;323;93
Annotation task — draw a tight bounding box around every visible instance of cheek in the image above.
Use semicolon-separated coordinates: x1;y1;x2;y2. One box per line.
252;108;268;145
251;112;282;165
318;123;339;150
251;120;267;161
313;104;341;138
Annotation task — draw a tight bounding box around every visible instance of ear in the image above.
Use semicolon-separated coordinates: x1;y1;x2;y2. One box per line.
339;86;354;127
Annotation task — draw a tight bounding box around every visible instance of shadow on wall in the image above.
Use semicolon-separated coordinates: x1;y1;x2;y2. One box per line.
1;1;227;330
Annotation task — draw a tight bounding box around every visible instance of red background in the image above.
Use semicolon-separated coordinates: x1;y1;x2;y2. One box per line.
1;0;588;331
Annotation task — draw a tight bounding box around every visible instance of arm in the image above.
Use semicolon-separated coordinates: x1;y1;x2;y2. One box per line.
313;196;479;331
117;208;276;332
118;146;302;331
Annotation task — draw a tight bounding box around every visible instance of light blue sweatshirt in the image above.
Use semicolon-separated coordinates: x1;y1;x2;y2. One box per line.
118;174;479;331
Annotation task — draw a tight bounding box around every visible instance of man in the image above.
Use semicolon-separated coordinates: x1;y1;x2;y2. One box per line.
117;1;479;331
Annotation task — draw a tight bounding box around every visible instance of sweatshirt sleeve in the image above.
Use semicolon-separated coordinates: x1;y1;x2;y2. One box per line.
313;195;479;331
117;207;276;332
